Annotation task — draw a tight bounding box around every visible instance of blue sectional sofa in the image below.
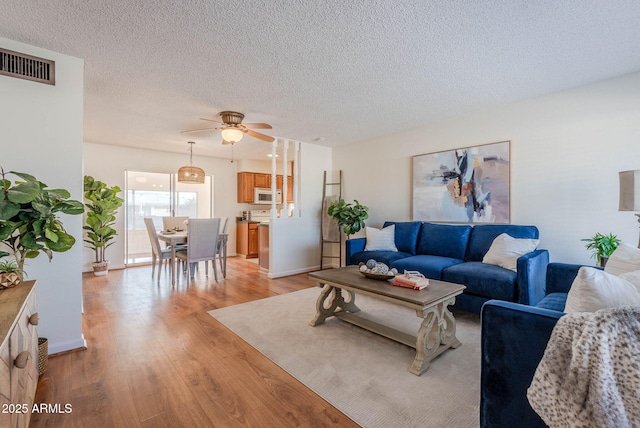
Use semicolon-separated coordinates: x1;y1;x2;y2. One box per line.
346;221;549;314
480;263;591;428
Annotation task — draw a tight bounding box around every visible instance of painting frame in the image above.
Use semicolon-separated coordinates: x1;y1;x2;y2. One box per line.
411;140;511;224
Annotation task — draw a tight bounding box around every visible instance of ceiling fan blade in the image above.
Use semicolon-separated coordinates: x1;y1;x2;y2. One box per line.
243;122;272;129
181;127;217;134
199;117;223;123
245;128;275;142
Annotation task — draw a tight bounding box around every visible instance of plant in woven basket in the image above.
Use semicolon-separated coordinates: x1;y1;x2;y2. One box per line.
0;258;24;289
327;198;369;238
0;168;84;279
83;175;123;276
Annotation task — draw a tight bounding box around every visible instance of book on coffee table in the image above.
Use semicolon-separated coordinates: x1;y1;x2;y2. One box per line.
391;273;429;290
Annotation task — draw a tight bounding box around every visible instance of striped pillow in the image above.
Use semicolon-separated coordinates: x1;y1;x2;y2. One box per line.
604;242;640;276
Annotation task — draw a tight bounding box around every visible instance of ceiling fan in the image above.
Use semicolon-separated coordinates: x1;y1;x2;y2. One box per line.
181;111;274;144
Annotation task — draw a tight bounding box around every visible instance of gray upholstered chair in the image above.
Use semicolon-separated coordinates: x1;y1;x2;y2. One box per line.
144;217;172;279
176;218;221;279
215;217;230;278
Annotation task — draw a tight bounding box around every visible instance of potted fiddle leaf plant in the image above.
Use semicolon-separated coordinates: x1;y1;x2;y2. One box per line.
581;232;621;267
327;198;369;239
0;168;84;286
83;176;123;276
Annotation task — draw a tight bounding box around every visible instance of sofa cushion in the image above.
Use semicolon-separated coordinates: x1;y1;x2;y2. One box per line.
482;233;540;272
564;267;640;313
604;242;640;276
443;261;517;301
466;225;539;261
391;255;465;280
364;225;397;251
535;292;568;312
350;250;413;267
416;223;471;260
383;221;421;254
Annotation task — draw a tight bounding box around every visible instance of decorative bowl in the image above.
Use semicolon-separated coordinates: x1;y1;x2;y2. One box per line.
360;271;393;281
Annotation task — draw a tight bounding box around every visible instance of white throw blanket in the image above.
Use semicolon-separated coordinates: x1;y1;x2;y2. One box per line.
527;306;640;428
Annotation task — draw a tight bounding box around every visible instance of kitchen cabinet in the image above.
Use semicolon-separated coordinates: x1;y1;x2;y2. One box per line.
236;222;259;258
276;175;294;203
238;171;293;204
237;172;255;203
0;280;38;428
254;173;271;189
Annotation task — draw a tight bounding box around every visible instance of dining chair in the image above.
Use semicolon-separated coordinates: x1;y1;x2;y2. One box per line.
176;218;220;279
144;217;172;279
162;216;188;231
215;217;230;278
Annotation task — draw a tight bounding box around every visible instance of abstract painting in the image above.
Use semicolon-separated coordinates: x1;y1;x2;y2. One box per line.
412;141;510;223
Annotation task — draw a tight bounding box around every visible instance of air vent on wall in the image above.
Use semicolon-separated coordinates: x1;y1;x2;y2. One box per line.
0;47;55;85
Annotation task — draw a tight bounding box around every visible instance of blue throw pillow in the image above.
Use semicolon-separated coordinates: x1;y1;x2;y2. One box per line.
383;221;422;255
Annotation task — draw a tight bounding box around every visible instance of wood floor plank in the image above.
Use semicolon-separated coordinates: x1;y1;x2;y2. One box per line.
31;258;359;428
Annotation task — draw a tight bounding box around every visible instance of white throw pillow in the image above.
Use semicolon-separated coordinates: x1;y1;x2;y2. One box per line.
564;267;640;313
619;269;640;293
482;233;539;272
604;242;640;276
364;225;397;252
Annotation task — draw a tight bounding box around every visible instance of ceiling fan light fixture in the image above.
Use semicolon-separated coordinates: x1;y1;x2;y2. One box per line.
221;127;244;143
177;141;205;184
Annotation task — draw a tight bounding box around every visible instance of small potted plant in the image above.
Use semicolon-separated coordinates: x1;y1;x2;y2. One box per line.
327;198;369;239
0;258;24;289
0;168;84;281
83;176;124;276
581;232;621;267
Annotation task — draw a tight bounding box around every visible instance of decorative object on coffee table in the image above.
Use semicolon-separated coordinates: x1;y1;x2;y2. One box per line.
412;140;510;223
581;232;621;267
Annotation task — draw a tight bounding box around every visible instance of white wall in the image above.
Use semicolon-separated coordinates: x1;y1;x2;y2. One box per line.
333;72;640;265
270;142;332;277
0;37;85;353
83;142;239;271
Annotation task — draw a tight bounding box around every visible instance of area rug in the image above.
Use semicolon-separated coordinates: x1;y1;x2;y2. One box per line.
208;288;481;428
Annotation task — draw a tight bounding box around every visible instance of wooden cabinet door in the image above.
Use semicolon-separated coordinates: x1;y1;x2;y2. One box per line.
287;176;293;202
254;173;271;189
248;224;259;257
276;175;283;190
236;222;249;255
237;172;255;203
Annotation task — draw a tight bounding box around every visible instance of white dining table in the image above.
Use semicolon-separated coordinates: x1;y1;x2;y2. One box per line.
156;231;229;285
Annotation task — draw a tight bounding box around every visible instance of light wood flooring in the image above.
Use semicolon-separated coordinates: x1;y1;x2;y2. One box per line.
31;258;359;427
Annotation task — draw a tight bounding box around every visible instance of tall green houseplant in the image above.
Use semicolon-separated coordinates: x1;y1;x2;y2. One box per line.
0;168;84;278
83;176;123;275
327;198;369;238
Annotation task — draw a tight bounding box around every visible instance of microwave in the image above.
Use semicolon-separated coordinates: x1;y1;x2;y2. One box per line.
254;188;282;204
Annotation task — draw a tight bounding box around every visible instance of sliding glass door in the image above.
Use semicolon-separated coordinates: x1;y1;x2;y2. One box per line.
125;170;213;265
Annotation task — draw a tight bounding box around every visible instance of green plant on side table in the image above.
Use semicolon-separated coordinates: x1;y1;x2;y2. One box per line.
0;258;24;289
83;175;124;276
581;232;621;267
0;168;84;287
327;198;369;238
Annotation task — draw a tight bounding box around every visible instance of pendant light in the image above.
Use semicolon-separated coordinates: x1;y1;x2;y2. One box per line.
177;141;205;184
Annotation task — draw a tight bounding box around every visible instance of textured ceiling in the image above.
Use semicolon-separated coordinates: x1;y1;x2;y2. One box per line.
1;0;640;160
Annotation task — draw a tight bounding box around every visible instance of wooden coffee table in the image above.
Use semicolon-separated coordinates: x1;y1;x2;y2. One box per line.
308;266;466;376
